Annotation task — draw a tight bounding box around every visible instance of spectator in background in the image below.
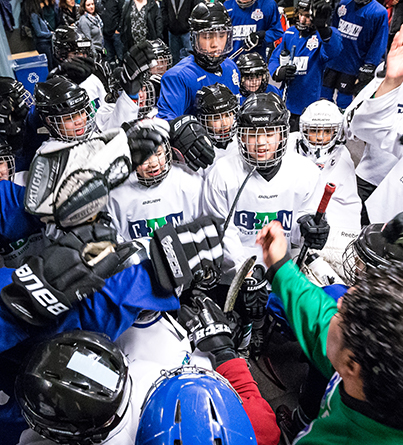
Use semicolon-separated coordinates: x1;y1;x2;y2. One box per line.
98;0;124;69
388;0;403;49
59;0;80;25
160;0;202;65
77;0;104;53
24;0;60;70
119;0;163;55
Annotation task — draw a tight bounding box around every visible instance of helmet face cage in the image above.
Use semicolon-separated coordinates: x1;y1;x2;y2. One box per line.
240;70;269;96
192;26;233;68
44;103;96;142
0;152;15;182
136;139;172;187
150;54;173;76
138;81;157;117
198;105;238;148
235;0;258;8
299;100;343;166
238;125;289;169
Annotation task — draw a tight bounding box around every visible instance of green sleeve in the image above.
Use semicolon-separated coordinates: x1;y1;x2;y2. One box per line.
272;260;337;379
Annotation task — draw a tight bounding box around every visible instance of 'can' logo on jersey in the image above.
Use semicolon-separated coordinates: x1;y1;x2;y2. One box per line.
306;35;319;51
128;211;184;238
251;8;263;21
234;210;293;232
338;19;362;40
337;4;347;17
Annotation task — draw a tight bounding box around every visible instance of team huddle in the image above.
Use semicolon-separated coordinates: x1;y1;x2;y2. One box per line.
0;0;403;443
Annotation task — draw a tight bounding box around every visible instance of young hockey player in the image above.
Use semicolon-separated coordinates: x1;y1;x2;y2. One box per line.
293;99;361;275
236;52;281;99
149;38;173;76
269;0;342;131
344;25;403;224
203;92;327;285
107;118;203;241
157;0;240;121
223;0;284;62
257;219;403;445
321;0;388;108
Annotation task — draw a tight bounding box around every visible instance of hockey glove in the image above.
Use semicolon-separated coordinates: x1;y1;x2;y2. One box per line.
50;56;95;85
355;64;376;94
237;264;269;360
273;64;297;82
170;115;215;171
178;291;237;368
123;118;170;168
312;0;333;30
120;41;156;97
298;214;330;250
244;31;266;50
0;224;122;327
150;216;224;296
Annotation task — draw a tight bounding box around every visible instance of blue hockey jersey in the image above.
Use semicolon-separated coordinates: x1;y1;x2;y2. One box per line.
328;0;388;75
157;55;241;121
269;27;343;115
224;0;283;61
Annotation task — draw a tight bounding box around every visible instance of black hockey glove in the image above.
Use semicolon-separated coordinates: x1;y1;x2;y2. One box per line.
170;115;215;171
298;214;330;250
0;224;122;327
312;0;333;31
150;216;224;296
178;291;237;368
50;56;95;85
244;31;266;50
120;41;156;97
273;64;297;82
123;118;170;168
355;63;376;94
237;264;269;360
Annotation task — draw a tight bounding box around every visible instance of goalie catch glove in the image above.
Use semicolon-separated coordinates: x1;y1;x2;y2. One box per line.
0;224;122;326
169;115;215;171
178;291;238;369
120;41;156;98
298;214;330;250
150;216;224;296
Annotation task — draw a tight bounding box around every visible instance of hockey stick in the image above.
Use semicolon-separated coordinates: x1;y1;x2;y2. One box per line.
224;255;257;313
282;44;296;103
296;182;336;269
229;46;246;60
223;166;257;233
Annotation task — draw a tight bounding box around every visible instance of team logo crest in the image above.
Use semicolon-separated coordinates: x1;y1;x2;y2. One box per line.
251;9;263;21
306;35;319;50
232;69;240;86
338;4;347;16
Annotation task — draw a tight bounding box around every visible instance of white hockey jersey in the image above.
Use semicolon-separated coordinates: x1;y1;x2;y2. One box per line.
203;151;322;283
108;163;203;240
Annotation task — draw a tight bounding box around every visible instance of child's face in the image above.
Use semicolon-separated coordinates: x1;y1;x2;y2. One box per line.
206;112;235;138
0;160;9;181
243;75;263;93
308;128;334;145
136;146;167;180
242;127;280;161
58;111;88;139
198;29;228;58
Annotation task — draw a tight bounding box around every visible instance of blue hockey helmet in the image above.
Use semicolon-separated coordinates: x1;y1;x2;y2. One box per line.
135;366;258;445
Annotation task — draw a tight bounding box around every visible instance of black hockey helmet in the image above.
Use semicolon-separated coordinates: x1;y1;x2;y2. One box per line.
34;76;96;141
343;213;403;285
236;52;269;97
295;0;315;32
53;25;93;62
0;139;15;182
15;330;131;444
237;92;289;169
196;83;239;149
189;1;233;71
148;39;172;75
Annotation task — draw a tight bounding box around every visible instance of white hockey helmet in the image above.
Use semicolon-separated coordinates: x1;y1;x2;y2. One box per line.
299;99;343;168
